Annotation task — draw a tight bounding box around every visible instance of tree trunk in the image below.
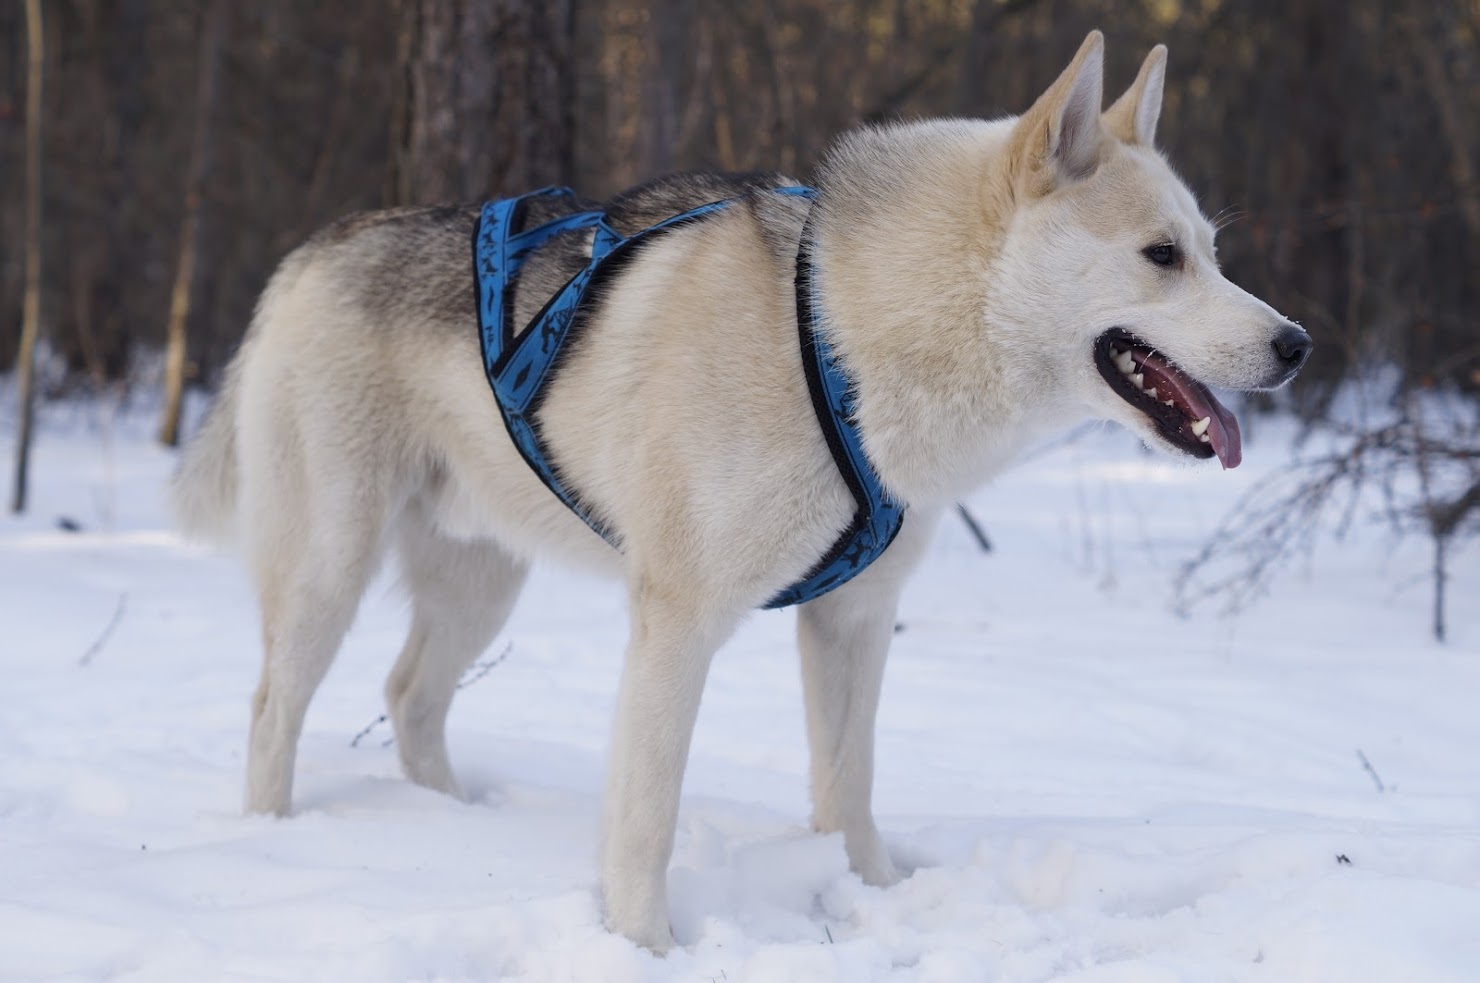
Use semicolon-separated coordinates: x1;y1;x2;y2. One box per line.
392;0;576;204
957;0;1043;114
158;0;226;448
640;0;690;178
10;0;43;514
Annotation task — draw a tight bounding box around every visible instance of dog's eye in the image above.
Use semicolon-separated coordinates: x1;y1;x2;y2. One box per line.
1143;243;1179;268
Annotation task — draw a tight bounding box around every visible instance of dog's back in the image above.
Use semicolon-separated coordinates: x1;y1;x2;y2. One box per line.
171;173;829;565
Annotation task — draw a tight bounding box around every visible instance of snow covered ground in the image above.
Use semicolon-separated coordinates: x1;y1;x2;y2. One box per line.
2;400;1478;982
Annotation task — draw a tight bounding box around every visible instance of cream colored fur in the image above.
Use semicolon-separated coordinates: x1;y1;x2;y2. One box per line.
172;32;1305;951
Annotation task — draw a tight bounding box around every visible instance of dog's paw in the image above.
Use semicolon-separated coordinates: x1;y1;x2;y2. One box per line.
856;852;901;888
601;871;677;953
605;910;675;954
848;833;903;888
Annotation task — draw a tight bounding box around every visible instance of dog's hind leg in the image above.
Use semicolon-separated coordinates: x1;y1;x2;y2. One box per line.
245;478;388;816
385;502;528;798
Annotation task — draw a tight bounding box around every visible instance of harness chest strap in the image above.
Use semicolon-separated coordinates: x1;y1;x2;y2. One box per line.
472;185;904;609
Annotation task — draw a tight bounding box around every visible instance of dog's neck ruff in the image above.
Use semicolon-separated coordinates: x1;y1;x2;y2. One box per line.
473;185;904;609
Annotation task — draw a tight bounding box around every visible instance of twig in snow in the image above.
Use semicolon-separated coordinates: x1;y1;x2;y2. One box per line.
1355;748;1386;793
455;641;513;690
350;713;388;749
823;924;834;944
955;502;993;553
351;641;514;747
78;593;127;667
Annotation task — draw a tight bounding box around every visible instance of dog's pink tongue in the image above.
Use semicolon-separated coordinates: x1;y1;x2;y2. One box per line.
1134;352;1243;470
1199;394;1242;470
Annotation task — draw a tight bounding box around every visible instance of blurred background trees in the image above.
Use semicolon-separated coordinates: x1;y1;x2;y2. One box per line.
0;0;1475;412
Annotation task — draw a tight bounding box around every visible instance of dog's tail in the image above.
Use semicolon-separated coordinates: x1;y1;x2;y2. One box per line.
170;357;242;545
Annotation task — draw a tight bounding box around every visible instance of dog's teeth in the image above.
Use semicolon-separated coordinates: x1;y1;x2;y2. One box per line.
1163;399;1175;407
1191;416;1211;437
1113;350;1136;374
1199;433;1212;443
1131;372;1145;390
1145;387;1158;399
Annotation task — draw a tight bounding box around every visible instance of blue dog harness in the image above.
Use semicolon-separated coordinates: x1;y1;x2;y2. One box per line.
473;185;904;608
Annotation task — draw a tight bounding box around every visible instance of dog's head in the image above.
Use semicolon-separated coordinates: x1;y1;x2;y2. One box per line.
991;32;1311;469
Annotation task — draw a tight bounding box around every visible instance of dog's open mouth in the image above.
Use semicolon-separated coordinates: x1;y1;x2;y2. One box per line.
1094;328;1242;469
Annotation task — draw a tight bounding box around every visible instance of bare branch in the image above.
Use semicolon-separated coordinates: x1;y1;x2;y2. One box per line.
1177;405;1479;642
78;594;128;667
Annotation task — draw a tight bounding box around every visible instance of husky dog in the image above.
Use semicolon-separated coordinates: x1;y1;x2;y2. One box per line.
173;32;1310;950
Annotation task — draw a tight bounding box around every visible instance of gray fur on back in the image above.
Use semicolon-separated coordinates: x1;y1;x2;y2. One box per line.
292;170;809;346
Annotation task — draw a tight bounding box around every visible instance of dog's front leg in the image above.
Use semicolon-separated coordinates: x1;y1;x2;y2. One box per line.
601;578;736;952
796;579;904;887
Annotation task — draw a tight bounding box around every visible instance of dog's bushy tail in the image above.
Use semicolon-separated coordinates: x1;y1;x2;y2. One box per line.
170;359;242;545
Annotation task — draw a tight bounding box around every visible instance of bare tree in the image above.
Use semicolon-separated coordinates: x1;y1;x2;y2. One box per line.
158;0;227;447
639;0;690;177
391;0;577;203
10;0;44;514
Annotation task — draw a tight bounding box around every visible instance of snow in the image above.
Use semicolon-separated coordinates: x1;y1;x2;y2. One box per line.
2;400;1479;982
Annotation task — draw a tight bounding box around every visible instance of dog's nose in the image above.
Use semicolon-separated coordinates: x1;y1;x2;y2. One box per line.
1272;324;1313;370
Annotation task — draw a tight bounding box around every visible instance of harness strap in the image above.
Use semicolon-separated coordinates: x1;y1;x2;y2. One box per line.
473;185;905;608
765;212;904;607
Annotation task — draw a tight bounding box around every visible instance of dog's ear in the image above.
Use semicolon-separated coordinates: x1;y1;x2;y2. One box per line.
1011;30;1105;196
1104;45;1167;146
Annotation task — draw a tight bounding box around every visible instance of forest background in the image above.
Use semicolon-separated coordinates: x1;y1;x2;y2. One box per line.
2;2;1477;599
1;0;1475;403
